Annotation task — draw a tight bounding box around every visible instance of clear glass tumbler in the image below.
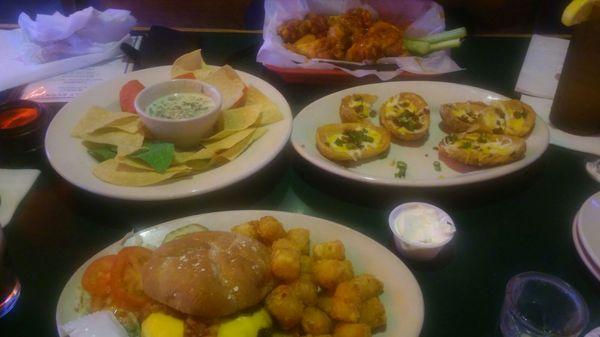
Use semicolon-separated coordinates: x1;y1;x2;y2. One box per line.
0;225;20;318
500;272;589;337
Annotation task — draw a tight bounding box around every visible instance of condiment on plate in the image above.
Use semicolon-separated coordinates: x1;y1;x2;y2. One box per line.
135;79;222;148
388;202;455;260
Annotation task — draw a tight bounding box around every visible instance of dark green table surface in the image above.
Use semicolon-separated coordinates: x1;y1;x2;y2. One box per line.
1;32;598;337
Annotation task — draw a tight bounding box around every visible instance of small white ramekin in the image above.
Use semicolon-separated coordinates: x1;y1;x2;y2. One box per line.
388;202;455;261
135;79;222;148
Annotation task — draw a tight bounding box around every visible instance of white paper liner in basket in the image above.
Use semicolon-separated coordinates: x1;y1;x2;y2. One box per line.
257;0;462;80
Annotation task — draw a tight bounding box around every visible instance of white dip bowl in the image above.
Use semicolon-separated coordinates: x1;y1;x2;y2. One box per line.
388;202;456;261
135;79;222;148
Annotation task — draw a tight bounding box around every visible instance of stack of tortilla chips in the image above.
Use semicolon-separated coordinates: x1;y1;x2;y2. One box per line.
70;50;283;186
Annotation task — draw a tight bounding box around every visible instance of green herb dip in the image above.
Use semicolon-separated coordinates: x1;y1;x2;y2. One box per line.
147;92;215;120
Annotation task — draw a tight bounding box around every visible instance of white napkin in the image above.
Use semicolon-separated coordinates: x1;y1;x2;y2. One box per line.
515;35;570;99
0;169;40;227
0;7;136;92
521;95;600;156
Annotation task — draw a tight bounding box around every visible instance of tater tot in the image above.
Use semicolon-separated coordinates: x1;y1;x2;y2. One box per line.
333;281;361;304
256;216;287;245
330;296;360;322
230;221;259;239
300;255;313;277
291;278;318;306
312;259;354;290
317;295;333;315
313;240;345;261
351;274;383;300
266;285;305;330
273;238;300;252
359;297;386;329
287;228;310;254
333;323;372;337
301;307;332;335
272;248;301;281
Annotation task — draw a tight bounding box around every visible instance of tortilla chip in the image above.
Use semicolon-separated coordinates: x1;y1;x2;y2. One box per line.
173;148;215;164
185;159;212;172
211;127;267;165
171;49;207;78
245;86;283;125
71;106;137;137
81;130;144;156
203;65;246;110
205;105;262;141
201;128;256;153
114;157;155;171
109;118;142;134
93;159;191;186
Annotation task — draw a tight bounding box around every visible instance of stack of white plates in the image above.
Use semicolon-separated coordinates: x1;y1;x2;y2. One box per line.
572;191;600;282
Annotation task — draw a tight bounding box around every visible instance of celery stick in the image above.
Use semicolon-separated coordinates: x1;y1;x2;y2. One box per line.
429;38;462;52
404;38;462;56
403;39;431;56
413;27;467;44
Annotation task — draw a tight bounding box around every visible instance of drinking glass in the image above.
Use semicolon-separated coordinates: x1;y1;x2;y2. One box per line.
550;10;600;135
500;272;589;337
0;225;20;318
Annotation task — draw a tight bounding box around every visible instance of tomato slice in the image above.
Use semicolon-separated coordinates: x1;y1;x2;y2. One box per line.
119;80;145;114
82;255;116;297
110;246;153;310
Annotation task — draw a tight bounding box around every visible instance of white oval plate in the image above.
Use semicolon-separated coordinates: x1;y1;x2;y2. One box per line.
56;210;424;337
292;81;549;187
576;191;600;269
45;66;292;200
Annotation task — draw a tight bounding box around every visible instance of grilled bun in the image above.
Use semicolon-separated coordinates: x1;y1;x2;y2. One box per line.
142;231;273;317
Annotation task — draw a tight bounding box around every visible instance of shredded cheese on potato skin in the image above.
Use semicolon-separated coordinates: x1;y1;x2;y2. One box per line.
326;127;383;160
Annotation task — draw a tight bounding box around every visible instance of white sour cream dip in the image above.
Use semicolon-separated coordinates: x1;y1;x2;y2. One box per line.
394;204;455;245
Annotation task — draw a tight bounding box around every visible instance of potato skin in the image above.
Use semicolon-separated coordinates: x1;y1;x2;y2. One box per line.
379;92;430;141
491;99;536;137
439;101;487;132
339;94;378;123
438;133;526;167
316;123;391;162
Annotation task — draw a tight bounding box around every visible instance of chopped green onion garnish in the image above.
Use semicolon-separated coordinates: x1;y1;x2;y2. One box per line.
395;161;407;178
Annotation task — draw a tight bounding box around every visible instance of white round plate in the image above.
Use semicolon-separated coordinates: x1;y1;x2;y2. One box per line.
45;66;292;200
572;211;600;282
292;81;549;187
56;210;424;337
576;191;600;269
